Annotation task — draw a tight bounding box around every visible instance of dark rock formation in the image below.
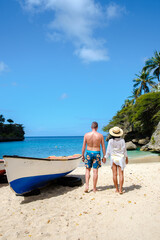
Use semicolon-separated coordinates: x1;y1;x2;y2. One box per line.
0;123;25;142
0;136;24;142
132;139;139;144
140;122;160;152
138;138;150;145
126;141;137;150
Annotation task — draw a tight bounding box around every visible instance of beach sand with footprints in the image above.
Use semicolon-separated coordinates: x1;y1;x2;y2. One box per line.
0;157;160;240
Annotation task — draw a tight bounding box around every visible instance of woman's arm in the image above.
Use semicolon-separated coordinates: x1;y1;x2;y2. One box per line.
126;156;129;164
105;139;111;159
122;139;128;157
122;139;128;164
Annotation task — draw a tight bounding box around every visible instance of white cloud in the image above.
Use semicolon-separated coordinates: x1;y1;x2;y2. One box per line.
21;0;126;62
0;61;8;73
75;47;109;63
60;93;68;100
47;32;63;42
106;3;127;20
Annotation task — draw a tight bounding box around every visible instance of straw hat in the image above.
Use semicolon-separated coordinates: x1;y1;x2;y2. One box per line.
109;126;123;137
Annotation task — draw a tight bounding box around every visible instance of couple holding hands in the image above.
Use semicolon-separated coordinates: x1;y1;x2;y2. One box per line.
82;122;128;194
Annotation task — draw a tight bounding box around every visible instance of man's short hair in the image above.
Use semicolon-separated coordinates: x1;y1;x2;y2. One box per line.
91;121;98;129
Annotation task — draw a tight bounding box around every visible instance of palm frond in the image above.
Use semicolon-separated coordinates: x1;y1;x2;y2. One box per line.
153;67;160;76
133;82;140;88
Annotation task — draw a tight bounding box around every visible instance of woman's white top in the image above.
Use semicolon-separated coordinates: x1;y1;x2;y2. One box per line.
105;138;127;170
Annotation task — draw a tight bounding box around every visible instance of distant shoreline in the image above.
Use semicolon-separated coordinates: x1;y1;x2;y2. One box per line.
128;155;160;164
1;136;159;160
0;137;24;142
79;155;160;167
100;155;160;166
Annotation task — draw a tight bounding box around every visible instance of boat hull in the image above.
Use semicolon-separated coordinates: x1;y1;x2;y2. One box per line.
3;155;81;195
0;160;5;175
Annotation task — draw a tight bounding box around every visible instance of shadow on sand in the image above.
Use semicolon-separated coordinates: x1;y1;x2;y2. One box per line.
0;175;8;188
97;185;114;191
20;174;85;205
123;184;142;193
1;173;142;203
97;184;142;193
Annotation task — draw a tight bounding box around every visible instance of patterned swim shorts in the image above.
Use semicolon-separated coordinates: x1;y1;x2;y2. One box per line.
85;150;101;169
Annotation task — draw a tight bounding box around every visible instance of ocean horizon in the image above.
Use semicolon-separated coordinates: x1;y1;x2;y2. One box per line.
0;136;158;162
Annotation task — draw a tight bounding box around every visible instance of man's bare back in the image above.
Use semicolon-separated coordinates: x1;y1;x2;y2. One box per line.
85;131;103;151
82;122;106;161
82;122;106;193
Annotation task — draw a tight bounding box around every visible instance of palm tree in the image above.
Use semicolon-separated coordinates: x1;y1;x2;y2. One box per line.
7;119;14;124
122;99;134;108
129;88;141;100
143;51;160;82
0;114;5;124
133;70;156;96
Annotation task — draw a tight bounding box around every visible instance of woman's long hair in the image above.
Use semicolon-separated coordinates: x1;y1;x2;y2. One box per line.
110;135;121;139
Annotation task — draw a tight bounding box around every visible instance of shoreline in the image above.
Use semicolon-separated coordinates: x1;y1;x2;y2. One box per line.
128;155;160;164
79;155;160;167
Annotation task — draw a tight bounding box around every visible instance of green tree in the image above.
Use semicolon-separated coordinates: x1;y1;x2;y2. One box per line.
151;83;160;92
130;88;141;100
0;114;5;124
143;51;160;82
103;104;133;133
133;70;155;96
0;115;25;141
103;92;160;138
131;92;160;136
122;99;134;109
7;119;14;124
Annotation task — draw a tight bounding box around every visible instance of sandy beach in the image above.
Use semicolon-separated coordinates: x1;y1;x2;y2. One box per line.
0;157;160;240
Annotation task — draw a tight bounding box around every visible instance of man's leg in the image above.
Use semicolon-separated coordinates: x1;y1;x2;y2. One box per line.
112;163;119;192
85;168;91;192
119;167;124;194
93;168;98;193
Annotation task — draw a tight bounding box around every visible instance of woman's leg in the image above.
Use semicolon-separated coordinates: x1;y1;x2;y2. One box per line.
112;163;119;192
119;166;124;194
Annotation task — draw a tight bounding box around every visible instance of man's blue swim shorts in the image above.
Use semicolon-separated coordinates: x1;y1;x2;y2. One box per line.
85;150;101;169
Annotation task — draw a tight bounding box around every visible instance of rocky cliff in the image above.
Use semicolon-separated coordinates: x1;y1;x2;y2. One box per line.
140;122;160;152
0;123;25;142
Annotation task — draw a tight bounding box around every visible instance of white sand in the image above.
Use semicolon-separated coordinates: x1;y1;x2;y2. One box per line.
0;160;160;240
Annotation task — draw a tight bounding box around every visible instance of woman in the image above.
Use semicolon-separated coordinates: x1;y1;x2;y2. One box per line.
105;126;128;194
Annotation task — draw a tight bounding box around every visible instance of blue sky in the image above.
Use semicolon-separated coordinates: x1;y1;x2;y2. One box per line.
0;0;160;136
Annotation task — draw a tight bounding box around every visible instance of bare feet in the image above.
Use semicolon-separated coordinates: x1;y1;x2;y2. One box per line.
115;189;119;193
119;189;125;194
93;188;97;193
84;186;89;193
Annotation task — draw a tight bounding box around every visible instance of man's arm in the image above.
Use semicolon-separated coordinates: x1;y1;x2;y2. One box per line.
101;135;106;163
82;135;87;162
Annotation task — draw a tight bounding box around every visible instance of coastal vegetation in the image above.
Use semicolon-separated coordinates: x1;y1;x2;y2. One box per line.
143;51;160;82
0;115;25;142
103;50;160;142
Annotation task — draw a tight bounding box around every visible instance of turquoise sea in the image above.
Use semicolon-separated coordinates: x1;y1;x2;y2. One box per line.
0;136;158;165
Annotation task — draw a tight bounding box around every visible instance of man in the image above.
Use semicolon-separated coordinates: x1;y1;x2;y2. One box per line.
82;122;106;193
